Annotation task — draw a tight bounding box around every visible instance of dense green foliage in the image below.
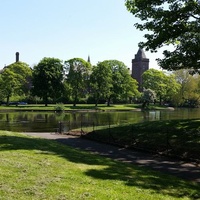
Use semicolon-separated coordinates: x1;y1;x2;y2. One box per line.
0;62;32;105
90;60;139;106
142;69;180;104
64;58;92;106
109;60;139;104
173;69;200;106
90;62;113;106
141;88;157;108
31;57;64;106
1;57;200;107
125;0;200;71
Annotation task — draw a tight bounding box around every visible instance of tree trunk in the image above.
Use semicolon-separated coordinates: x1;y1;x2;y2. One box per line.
6;96;10;106
44;96;48;106
73;94;77;107
95;98;99;107
107;97;111;106
159;96;162;105
142;101;147;109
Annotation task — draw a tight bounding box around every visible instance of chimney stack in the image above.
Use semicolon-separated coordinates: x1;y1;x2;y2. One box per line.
16;52;19;62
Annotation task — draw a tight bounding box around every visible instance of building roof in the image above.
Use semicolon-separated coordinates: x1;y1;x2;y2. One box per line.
137;48;147;59
132;48;149;62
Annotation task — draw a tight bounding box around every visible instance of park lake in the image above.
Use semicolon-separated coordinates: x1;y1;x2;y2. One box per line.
1;108;200;133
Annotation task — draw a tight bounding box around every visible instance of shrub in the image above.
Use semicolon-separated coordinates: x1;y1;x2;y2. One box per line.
54;103;65;112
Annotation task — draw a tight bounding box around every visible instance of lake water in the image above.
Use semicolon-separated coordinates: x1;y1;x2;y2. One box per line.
0;108;200;132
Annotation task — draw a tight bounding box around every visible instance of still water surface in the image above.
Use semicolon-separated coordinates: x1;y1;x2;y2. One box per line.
0;108;200;132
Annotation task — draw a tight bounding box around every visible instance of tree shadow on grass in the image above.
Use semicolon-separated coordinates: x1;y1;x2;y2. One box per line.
84;163;200;199
0;133;200;199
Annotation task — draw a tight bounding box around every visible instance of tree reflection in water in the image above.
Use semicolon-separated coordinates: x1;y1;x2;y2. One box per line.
0;108;200;132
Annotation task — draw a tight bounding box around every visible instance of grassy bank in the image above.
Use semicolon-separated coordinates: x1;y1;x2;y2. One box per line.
0;131;199;200
83;119;200;162
0;103;168;112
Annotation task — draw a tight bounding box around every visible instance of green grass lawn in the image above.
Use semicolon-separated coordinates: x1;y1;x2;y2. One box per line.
83;119;200;162
0;103;168;111
0;103;138;111
0;131;199;200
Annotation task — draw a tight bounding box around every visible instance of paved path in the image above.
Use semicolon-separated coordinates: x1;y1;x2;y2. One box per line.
24;132;200;183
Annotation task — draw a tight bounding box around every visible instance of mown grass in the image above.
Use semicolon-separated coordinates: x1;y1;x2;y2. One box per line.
0;131;200;200
84;119;200;162
0;103;167;111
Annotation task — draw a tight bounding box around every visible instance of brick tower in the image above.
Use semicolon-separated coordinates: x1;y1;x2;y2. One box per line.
131;48;149;92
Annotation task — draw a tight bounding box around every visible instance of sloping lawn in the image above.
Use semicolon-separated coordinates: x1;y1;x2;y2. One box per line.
0;131;199;200
84;119;200;162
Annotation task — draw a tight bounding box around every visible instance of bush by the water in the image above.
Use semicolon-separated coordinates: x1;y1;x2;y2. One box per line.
54;103;65;112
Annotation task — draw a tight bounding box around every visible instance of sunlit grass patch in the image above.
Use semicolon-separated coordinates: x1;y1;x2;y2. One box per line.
0;131;199;200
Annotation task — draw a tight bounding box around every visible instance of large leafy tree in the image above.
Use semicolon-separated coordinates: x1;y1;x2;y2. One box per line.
6;62;32;96
96;60;139;106
142;69;167;104
90;62;112;106
110;60;139;103
173;69;191;105
142;69;180;104
173;69;200;106
164;73;181;104
121;73;140;103
32;57;64;106
125;0;200;71
0;62;32;105
64;58;91;106
0;68;20;105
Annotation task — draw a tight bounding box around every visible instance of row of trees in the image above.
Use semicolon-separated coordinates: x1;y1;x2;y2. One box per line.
0;58;139;106
1;57;200;107
1;1;198;107
142;69;200;107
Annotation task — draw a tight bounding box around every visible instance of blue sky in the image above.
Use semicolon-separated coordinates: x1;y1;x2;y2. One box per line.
0;0;163;69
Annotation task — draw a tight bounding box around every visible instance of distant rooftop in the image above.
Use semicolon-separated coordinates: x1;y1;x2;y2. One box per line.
137;48;146;59
133;48;149;61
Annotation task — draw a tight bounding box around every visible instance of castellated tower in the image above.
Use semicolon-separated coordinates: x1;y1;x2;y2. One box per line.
131;48;149;92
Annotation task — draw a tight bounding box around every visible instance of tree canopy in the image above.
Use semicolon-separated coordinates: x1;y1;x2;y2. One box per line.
173;69;200;107
64;58;92;106
125;0;200;71
0;62;32;104
32;57;64;106
90;62;112;106
93;60;139;106
142;69;180;104
110;60;139;103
